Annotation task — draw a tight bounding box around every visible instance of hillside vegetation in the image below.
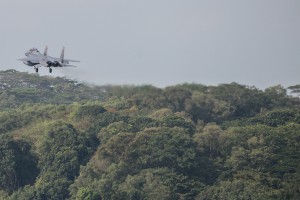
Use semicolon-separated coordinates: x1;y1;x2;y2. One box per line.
0;70;299;199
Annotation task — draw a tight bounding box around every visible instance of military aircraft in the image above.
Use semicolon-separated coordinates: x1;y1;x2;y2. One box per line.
17;46;80;73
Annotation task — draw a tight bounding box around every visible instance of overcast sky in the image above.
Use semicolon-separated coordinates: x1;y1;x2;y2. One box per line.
0;0;299;89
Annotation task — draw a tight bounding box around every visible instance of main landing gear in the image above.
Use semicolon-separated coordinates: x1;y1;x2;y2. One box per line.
49;68;52;73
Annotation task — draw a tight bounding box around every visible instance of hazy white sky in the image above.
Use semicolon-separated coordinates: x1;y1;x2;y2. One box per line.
0;0;299;88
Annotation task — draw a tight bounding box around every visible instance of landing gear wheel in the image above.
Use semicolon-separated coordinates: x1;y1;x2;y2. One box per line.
35;68;38;73
49;68;52;73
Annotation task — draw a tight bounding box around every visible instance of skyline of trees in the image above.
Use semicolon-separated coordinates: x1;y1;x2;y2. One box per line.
0;70;299;199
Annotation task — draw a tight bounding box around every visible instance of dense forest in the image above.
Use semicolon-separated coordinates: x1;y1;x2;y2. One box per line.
0;69;299;200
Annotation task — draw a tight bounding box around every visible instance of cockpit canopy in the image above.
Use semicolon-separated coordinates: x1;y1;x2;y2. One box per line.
25;48;40;56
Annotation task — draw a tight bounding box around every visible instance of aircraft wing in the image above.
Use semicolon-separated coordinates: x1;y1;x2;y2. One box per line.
39;60;48;67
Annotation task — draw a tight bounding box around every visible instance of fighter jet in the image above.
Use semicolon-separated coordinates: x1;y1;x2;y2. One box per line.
17;46;80;73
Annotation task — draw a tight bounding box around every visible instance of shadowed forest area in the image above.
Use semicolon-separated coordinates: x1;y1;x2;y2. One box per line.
0;70;299;200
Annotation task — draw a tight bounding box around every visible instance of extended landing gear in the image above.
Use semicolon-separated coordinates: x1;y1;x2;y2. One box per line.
49;68;52;73
34;67;38;73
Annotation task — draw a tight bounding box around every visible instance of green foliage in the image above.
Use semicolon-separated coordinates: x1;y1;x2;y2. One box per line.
0;91;16;109
185;92;230;123
164;86;192;112
288;84;300;98
9;185;36;200
193;124;223;158
209;83;272;118
125;128;198;171
76;188;100;200
197;170;285;200
127;116;158;132
0;135;16;194
37;121;95;179
35;174;72;200
118;168;179;200
0;70;299;199
222;109;300;128
0;135;38;194
74;104;106;119
161;115;195;134
0;70;106;109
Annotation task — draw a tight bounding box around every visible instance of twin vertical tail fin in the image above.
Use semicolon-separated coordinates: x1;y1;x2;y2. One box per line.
60;47;65;63
43;46;48;56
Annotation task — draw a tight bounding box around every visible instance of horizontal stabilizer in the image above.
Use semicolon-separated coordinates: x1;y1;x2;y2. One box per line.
63;64;77;67
17;58;28;61
66;59;80;62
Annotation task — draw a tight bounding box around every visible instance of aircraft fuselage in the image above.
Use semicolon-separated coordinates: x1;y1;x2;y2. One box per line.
18;46;79;73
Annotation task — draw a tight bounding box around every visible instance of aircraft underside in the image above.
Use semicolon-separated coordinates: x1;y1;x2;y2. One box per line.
33;66;53;73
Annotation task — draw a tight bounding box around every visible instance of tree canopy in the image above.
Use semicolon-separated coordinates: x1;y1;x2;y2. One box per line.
0;70;299;199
